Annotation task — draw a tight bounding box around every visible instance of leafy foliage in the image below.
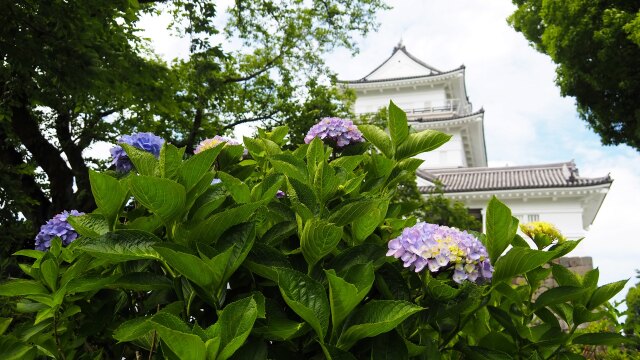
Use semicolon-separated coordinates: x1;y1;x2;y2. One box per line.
0;104;631;359
509;0;640;150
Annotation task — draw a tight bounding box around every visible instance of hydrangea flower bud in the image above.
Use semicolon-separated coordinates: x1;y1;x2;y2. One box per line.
35;210;84;251
520;221;565;249
304;117;364;148
110;132;165;173
387;222;493;284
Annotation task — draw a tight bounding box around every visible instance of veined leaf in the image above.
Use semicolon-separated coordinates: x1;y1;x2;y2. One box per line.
0;280;48;297
67;213;110;238
325;263;374;331
150;312;206;359
129;176;186;224
75;230;161;262
277;268;330;340
217;297;259;360
154;243;215;289
492;247;556;283
89;170;127;223
587;279;628;310
329;199;381;226
189;201;266;245
157;143;185;180
395;130;451;159
485;197;517;263
218;171;251;204
301;219;342;267
358;125;393;158
337;300;422;350
388;101;409;146
179;144;224;191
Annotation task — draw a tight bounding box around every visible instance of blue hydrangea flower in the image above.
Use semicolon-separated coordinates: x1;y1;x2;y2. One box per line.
110;132;165;172
387;222;493;284
35;210;84;251
304;118;364;147
211;178;222;185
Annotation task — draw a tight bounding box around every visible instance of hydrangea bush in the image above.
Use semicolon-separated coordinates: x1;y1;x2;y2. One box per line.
0;102;633;359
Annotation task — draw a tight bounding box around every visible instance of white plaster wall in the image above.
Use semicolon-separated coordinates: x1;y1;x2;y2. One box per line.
366;51;432;80
415;130;466;168
354;87;447;114
446;196;587;238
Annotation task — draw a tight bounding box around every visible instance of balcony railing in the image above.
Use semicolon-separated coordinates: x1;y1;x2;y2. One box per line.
357;99;466;117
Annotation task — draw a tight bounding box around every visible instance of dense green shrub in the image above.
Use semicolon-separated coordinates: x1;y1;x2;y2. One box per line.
0;103;634;359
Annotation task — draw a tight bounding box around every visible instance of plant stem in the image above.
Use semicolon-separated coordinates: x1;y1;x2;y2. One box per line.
53;314;67;360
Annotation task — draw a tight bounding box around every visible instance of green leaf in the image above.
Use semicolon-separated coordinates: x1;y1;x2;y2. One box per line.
67;213;110;238
151;312;206;359
337;300;422;350
306;137;326;176
321;343;358;360
0;280;48;297
215;222;257;288
485;197;517;263
329;198;381;226
277;268;330;340
217;297;259;360
113;317;153;342
261;221;297;246
158;143;185;180
0;335;36;360
534;286;588;310
89;170;127;222
154;244;215;288
129;175;186;224
371;331;409;360
492;247;556;283
244;244;292;281
270;154;308;182
587;279;628;310
424;276;460;301
0;318;11;336
75;229;161;262
331;155;364;172
351;199;388;243
110;272;173;291
253;299;309;341
301;219;342;267
218;171;251;204
120;143;157;176
325;263;374;330
358;125;393;158
40;258;58;291
388;101;409;146
572;332;636;346
180;144;224;191
189;201;266;245
395;130;451;159
551;264;582;287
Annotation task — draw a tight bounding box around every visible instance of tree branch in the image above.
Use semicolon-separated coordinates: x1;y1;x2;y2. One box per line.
223;52;283;84
221;111;278;131
9;100;74;213
185;106;204;154
55;109;95;212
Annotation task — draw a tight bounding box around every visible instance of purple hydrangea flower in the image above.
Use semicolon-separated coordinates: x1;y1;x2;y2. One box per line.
304;118;364;148
35;210;85;251
211;178;222;185
276;190;286;198
387;222;493;284
195;135;240;154
110;132;165;172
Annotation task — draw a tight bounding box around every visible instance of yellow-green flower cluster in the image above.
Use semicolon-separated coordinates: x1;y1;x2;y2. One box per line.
520;221;565;249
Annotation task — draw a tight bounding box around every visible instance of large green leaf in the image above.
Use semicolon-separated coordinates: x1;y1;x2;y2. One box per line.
351;199;388;243
388;101;409;146
277;268;330;340
129;175;186;224
215;222;257;288
88;170;127;222
121;143;158;176
0;280;48;297
153;243;215;289
269;154;308;182
337;300;423;349
179;144;224;191
110;272;173;291
150;312;206;359
395;130;451;159
301;219;342;267
492;247;556;283
189;201;266;245
358;125;393;158
75;230;161;262
306;137;326;176
218;171;251;204
158;143;185;180
67;213;110;238
325;262;374;330
329;199;381;226
485;197;517;263
217;297;259;360
312;160;339;203
587;279;628;310
253;300;308;341
244;244;292;281
572;332;636;346
371;331;409;360
534;286;588;310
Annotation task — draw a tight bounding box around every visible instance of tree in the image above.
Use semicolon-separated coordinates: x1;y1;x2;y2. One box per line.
508;0;640;150
0;0;388;252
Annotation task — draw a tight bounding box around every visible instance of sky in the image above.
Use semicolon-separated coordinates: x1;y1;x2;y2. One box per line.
139;0;640;302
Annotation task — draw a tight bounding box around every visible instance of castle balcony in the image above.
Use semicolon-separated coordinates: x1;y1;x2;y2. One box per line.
356;99;472;120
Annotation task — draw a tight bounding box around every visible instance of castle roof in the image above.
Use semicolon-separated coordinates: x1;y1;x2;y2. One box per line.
417;161;612;193
339;43;461;84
